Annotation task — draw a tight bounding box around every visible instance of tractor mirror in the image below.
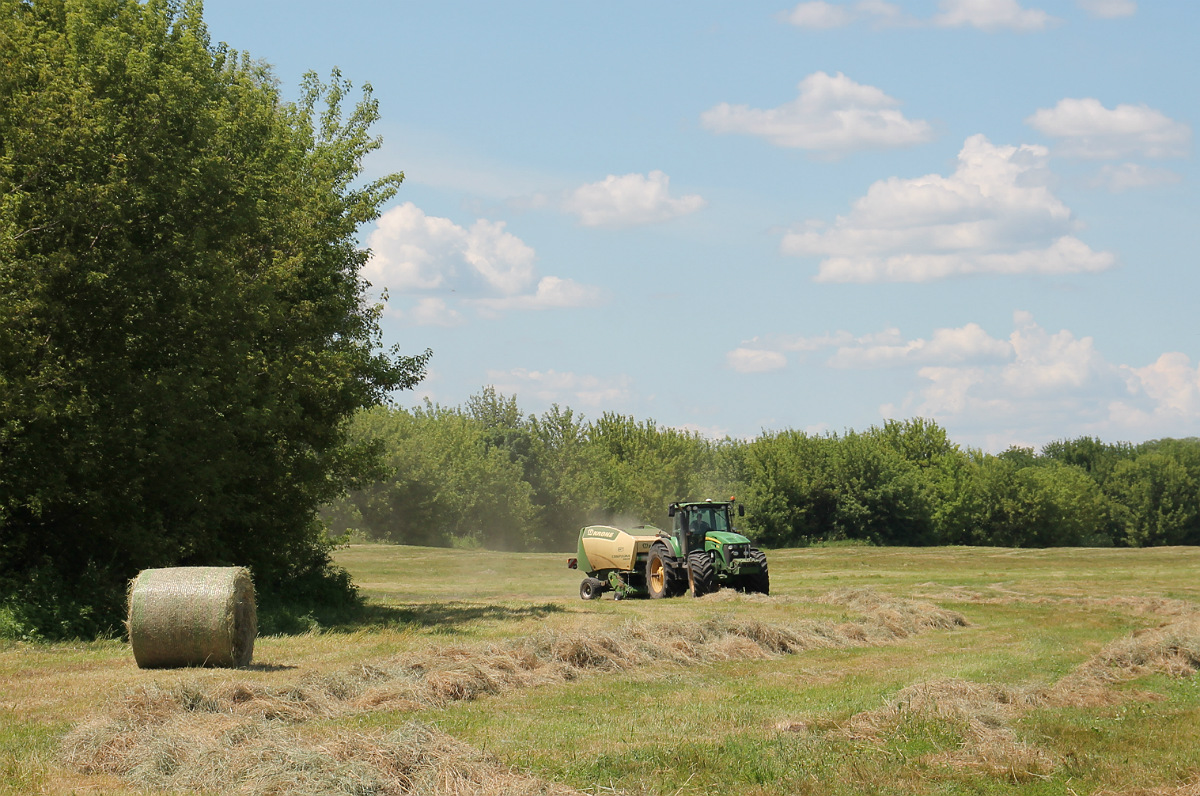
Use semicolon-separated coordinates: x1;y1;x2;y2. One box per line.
738;505;745;517
668;504;676;517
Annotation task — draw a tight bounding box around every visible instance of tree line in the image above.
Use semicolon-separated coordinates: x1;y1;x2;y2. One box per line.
327;389;1200;552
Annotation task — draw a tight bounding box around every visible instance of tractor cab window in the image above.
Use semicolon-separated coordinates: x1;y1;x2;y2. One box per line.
687;506;729;534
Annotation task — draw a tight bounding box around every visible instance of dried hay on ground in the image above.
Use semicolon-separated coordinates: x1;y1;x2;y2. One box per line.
701;590;775;604
63;589;967;794
819;588;969;640
1073;615;1200;683
839;678;1056;782
1095;778;1200;796
808;610;1200;784
911;584;1196;618
64;711;578;796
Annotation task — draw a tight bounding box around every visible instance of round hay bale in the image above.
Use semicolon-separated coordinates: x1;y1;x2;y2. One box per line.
127;566;257;669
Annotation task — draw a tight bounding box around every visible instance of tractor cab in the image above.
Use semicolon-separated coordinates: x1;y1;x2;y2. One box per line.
668;498;745;555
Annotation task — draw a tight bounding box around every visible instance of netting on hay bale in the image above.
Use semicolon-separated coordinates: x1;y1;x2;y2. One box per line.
127;566;257;669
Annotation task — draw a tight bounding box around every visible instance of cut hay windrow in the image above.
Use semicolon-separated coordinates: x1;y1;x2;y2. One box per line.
911;583;1198;618
63;590;967;794
127;567;257;669
1097;779;1200;796
798;610;1200;785
64;712;580;796
838;678;1058;783
1068;614;1200;684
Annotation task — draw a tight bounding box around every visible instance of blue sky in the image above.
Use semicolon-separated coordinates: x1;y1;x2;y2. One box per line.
202;0;1198;451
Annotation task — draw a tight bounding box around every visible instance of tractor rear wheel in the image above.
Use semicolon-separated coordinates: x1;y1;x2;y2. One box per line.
646;545;683;599
687;551;716;597
742;549;770;595
580;577;606;600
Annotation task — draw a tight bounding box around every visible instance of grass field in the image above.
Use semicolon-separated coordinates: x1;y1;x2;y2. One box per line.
3;544;1199;795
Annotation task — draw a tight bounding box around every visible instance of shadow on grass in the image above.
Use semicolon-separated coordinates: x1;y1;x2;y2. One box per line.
244;662;299;672
319;600;567;635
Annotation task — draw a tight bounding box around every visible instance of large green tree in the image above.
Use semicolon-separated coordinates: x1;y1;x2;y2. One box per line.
736;430;837;546
1106;453;1200;546
0;0;428;636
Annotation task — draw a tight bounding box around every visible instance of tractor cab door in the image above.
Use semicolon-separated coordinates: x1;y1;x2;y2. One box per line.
680;508;711;554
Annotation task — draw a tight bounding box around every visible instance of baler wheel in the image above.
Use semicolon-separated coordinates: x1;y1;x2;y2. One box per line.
646;546;680;599
580;577;606;600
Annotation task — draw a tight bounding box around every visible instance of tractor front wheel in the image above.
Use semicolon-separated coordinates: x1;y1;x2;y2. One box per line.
646;546;682;599
687;551;717;597
580;577;606;600
742;549;770;595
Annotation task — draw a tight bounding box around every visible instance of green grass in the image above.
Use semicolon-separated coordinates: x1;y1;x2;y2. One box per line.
2;543;1199;794
0;711;58;795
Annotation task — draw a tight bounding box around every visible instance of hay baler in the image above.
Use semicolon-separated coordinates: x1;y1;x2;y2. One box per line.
567;498;769;599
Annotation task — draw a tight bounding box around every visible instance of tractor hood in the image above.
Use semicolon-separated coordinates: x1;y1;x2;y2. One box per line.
704;530;752;546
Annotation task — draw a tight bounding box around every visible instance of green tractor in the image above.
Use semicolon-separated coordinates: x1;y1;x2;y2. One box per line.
567;498;769;599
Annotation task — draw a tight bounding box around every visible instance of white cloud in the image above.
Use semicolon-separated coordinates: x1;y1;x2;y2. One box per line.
1001;310;1107;395
727;348;788;374
460;219;537;295
773;330;861;352
700;71;933;154
784;0;1054;30
366;202;535;295
783;134;1116;282
485;368;633;409
732;323;1012;371
1026;98;1192;159
365;203;463;292
895;313;1196;444
910;366;998;416
1116;354;1200;425
468;276;606;313
1091;162;1183;192
564;171;706;227
855;0;908;25
932;0;1055;31
729;312;1200;446
1075;0;1136;18
407;297;464;327
829;323;1013;367
366;202;605;323
785;1;855;28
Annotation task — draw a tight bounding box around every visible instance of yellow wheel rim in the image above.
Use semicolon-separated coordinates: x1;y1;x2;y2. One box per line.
649;557;664;593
